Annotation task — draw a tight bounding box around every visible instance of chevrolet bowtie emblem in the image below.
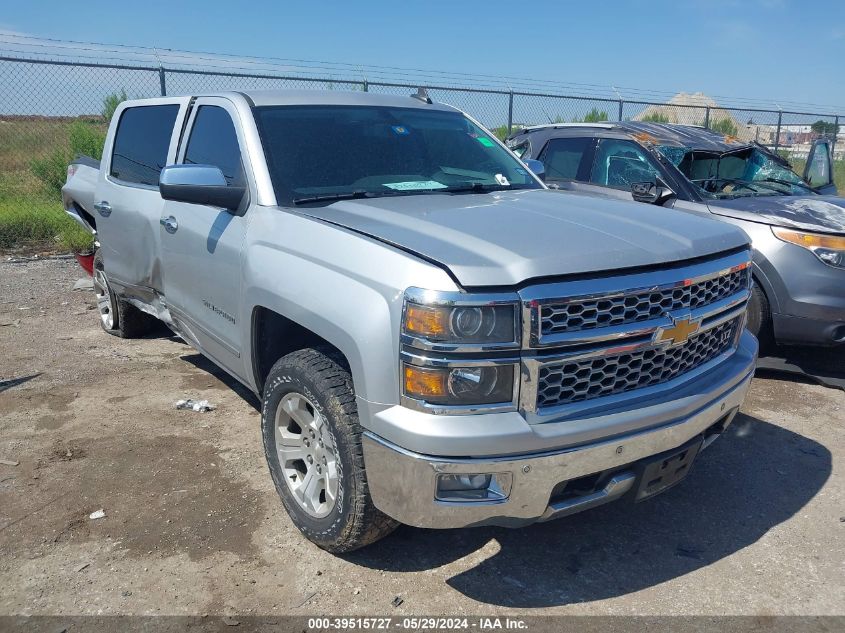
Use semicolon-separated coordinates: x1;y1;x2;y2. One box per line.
654;313;702;347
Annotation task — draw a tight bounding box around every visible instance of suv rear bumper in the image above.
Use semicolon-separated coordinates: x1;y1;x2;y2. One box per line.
362;353;755;529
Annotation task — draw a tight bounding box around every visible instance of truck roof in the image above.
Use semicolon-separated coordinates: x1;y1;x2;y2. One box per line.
513;121;742;152
228;89;460;112
118;89;461;116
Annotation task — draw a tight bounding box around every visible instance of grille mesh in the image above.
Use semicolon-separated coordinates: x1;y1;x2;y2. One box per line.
540;268;748;336
536;318;738;408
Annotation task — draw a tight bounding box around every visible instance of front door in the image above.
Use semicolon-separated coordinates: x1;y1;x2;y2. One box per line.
159;97;252;375
588;138;665;201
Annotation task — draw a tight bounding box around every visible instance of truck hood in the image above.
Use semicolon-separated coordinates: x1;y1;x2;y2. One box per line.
709;195;845;234
295;189;748;287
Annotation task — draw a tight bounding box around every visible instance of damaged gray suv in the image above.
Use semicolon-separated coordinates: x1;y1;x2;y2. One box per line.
508;122;845;349
63;91;757;552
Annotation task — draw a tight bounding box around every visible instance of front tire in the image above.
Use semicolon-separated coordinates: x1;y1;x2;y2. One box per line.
746;282;773;350
261;348;398;553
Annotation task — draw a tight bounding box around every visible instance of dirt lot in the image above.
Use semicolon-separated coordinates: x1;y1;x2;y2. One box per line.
1;258;843;617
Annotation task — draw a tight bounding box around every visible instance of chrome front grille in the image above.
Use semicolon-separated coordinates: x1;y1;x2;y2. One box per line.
536;317;739;408
519;250;752;417
540;267;748;336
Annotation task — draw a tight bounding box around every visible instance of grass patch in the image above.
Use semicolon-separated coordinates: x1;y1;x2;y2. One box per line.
0;116;104;254
0;199;93;253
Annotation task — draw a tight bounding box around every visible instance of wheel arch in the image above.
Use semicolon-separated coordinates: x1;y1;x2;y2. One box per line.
751;262;779;315
251;306;351;395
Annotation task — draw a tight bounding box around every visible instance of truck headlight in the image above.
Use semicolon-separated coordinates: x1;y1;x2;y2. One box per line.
400;290;521;410
773;227;845;269
402;363;516;407
402;292;519;347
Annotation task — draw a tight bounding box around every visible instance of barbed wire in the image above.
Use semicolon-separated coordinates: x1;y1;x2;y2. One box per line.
1;33;843;114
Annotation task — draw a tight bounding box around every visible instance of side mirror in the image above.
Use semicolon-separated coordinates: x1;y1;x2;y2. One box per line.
159;165;246;212
524;158;545;180
631;177;674;205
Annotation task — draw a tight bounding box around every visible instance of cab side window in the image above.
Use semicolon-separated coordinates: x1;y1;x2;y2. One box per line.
590;139;660;190
110;105;179;186
184;106;245;187
538;137;592;182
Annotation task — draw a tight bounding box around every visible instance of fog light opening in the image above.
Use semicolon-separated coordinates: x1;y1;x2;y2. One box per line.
435;472;512;502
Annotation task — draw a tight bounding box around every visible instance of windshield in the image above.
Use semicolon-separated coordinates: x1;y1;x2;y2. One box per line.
253;105;542;205
657;145;815;198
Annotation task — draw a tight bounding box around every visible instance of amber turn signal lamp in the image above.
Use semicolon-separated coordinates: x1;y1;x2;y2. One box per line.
773;227;845;251
403;365;447;398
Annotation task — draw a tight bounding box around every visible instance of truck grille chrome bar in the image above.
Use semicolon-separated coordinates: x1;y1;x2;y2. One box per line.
539;266;748;337
518;250;752;417
535;316;739;408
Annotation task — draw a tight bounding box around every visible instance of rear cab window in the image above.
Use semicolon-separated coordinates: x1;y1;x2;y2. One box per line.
110;105;179;186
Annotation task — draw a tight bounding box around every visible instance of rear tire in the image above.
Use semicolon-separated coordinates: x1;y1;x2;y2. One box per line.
261;347;398;553
92;250;156;339
746;282;773;350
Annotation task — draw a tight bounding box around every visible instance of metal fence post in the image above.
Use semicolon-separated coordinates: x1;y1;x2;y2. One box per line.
507;91;514;134
774;110;782;152
617;99;623;122
704;106;710;129
158;66;167;96
833;115;839;155
362;80;368;92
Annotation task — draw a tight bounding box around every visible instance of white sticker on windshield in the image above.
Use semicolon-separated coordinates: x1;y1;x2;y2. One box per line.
384;181;448;191
495;173;510;186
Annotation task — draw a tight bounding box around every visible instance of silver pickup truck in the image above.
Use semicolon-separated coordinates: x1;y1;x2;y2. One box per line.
62;90;757;552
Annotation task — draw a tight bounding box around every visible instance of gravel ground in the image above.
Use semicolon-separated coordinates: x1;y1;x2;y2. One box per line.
0;258;843;616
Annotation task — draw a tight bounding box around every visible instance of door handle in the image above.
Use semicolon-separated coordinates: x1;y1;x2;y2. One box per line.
93;201;112;217
160;216;179;234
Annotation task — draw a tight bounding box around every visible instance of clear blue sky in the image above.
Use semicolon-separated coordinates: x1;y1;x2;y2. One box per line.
2;0;844;110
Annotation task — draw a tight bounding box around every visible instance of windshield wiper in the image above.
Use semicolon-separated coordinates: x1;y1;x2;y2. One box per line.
700;178;789;196
292;190;377;205
757;177;816;192
442;182;519;194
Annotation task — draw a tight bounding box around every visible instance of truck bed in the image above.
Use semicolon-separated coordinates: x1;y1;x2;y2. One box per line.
61;156;100;235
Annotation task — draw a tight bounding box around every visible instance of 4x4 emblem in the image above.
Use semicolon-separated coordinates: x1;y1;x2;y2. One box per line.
653;312;702;347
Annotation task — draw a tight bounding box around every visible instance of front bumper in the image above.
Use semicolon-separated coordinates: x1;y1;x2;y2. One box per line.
761;237;845;346
773;313;845;346
362;363;754;529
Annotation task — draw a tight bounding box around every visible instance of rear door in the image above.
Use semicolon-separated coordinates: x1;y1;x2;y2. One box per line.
804;139;837;195
159;97;252;375
95;98;191;297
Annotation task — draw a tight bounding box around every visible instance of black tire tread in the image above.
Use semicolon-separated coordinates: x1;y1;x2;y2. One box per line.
93;249;156;339
113;296;155;339
262;347;398;553
748;282;773;350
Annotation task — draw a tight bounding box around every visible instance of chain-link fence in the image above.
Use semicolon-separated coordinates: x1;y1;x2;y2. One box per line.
1;55;842;253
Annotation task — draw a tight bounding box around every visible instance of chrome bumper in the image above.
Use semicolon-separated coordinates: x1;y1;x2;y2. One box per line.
362;366;753;529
